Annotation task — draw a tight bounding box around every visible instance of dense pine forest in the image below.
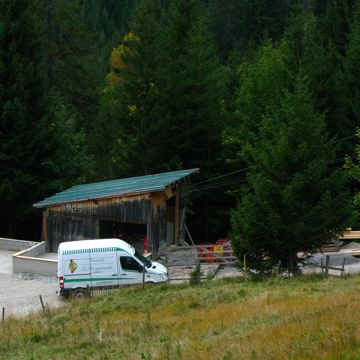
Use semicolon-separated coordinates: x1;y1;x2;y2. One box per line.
1;0;360;270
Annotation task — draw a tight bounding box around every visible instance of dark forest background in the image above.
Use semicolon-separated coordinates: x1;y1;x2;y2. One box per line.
1;0;360;250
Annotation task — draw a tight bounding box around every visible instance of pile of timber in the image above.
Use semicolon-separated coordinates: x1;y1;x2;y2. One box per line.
168;264;220;282
339;231;360;241
320;245;340;253
164;242;236;265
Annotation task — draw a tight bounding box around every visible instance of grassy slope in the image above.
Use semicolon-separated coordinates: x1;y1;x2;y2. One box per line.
1;275;360;360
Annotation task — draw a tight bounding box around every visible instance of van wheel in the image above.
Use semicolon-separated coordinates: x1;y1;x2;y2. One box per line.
72;289;88;299
61;290;70;299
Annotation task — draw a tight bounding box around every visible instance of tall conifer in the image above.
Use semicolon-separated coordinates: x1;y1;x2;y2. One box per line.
0;0;91;239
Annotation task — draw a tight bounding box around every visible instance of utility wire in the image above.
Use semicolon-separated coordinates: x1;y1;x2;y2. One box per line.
190;133;359;189
187;133;359;194
192;168;249;187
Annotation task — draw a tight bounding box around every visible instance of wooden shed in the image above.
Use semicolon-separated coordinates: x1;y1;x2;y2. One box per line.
33;168;199;256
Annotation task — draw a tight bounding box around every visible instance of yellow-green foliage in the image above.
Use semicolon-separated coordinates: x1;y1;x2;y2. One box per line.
106;32;139;85
1;275;360;359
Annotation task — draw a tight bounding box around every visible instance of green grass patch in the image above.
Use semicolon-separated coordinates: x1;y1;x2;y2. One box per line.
1;275;360;359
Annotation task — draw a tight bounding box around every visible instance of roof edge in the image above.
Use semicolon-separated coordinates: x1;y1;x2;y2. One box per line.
33;188;164;209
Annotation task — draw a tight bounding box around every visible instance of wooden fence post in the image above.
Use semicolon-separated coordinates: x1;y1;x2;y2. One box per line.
325;255;330;277
39;295;46;313
2;307;4;321
142;265;145;289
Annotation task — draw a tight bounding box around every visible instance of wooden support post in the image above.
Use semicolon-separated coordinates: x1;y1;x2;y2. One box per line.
95;218;100;238
42;209;48;243
2;307;4;321
342;257;346;276
174;185;180;245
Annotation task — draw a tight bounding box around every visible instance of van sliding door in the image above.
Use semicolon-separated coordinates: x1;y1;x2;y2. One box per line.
90;251;119;288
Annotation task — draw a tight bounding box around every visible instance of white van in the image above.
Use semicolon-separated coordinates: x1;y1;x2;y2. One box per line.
57;238;168;297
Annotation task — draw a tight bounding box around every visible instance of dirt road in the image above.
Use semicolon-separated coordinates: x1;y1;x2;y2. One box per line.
0;273;64;317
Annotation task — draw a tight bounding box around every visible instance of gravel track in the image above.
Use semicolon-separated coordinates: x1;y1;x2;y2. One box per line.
0;273;64;317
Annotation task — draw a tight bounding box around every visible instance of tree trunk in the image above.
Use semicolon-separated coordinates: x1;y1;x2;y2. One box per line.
288;252;298;276
47;0;54;90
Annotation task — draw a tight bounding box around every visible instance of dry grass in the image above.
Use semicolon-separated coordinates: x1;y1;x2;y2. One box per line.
1;275;360;359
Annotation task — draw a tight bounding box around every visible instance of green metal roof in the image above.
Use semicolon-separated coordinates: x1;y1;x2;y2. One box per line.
33;168;199;208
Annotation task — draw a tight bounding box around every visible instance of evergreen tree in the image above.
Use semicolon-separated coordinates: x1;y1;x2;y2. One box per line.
346;129;360;215
93;0;163;177
84;0;139;37
223;40;291;168
225;10;357;167
45;0;103;132
208;0;290;60
303;2;355;152
0;0;46;237
94;0;225;178
231;76;353;274
82;0;146;77
156;1;225;176
343;0;360;145
0;0;92;239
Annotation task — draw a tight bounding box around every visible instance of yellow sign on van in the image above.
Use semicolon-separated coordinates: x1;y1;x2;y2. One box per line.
69;259;78;273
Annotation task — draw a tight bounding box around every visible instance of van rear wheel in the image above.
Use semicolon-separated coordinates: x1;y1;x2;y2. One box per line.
72;288;88;299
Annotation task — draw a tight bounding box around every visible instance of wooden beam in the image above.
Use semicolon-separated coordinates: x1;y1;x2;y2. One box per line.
175;185;180;244
185;223;195;245
42;209;48;243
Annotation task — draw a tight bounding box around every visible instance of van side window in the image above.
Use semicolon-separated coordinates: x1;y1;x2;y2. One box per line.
120;256;142;271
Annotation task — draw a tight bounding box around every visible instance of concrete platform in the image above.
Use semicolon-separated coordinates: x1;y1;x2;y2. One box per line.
0;250;16;274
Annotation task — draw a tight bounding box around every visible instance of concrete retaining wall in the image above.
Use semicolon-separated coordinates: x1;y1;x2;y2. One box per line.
13;254;57;277
0;238;37;251
0;238;57;276
13;241;57;277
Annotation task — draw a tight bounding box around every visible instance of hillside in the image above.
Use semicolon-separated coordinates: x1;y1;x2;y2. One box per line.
3;0;360;246
2;275;360;360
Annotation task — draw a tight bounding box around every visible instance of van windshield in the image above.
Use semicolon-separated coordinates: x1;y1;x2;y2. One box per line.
134;250;152;268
